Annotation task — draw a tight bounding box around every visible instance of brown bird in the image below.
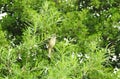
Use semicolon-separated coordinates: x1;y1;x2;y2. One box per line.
48;34;56;58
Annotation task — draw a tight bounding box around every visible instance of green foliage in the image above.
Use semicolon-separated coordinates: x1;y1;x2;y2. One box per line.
0;25;8;47
0;0;120;79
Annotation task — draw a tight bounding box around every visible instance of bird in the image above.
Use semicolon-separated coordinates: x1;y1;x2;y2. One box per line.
48;34;56;58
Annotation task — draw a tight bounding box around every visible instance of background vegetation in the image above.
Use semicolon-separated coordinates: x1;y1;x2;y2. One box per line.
0;0;120;79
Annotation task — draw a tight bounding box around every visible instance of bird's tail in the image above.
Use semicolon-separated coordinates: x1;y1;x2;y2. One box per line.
48;48;52;58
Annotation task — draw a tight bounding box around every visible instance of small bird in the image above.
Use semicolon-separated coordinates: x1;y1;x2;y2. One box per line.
48;34;56;58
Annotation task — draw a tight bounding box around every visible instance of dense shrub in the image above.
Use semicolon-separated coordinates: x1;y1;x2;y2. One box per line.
0;0;120;79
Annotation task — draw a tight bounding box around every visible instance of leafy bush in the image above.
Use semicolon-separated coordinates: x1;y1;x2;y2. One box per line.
0;0;120;79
